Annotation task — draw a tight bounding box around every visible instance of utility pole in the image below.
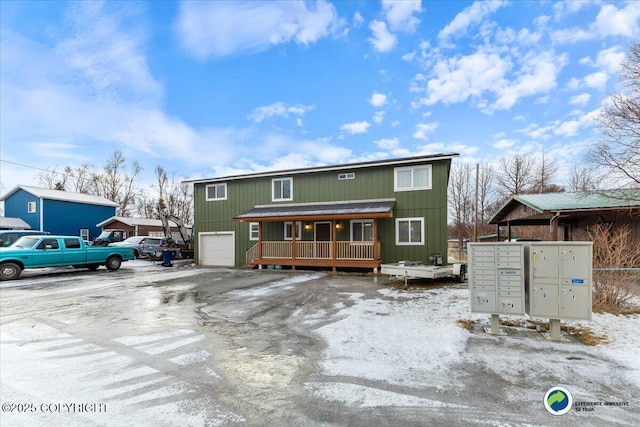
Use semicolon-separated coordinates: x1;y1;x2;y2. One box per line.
474;163;479;242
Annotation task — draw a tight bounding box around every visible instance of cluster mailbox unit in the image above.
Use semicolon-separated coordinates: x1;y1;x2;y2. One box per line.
468;241;593;340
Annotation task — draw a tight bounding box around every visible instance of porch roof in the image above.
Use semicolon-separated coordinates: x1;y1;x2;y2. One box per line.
234;199;395;222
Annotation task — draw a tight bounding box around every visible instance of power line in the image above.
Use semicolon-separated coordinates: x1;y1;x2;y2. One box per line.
0;159;67;175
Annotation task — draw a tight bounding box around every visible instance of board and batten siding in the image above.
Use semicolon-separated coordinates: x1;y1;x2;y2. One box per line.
193;159;451;267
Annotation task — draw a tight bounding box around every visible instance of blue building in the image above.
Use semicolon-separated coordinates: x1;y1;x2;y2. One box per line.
0;185;118;240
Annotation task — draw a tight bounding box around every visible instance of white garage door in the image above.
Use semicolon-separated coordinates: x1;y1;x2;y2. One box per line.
199;232;235;266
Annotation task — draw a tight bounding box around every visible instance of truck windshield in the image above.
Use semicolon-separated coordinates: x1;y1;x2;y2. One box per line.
95;231;115;240
10;236;41;248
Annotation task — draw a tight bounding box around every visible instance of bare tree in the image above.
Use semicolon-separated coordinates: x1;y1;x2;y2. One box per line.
495;153;537;197
38;167;66;190
588;42;640;195
531;150;560;193
476;163;497;237
152;166;193;223
567;164;598;192
91;151;142;216
449;163;474;257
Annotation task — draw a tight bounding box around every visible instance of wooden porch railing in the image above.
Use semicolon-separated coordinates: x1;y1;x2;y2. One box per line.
246;241;378;266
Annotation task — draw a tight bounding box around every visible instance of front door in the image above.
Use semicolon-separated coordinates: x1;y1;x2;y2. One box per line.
314;222;331;259
315;222;331;241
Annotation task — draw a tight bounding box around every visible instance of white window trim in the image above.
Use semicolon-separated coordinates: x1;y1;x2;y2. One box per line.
249;222;259;241
284;222;302;240
394;165;432;192
206;183;227;201
272;177;293;201
27;201;36;213
350;219;373;241
338;172;355;180
395;217;425;245
80;229;89;241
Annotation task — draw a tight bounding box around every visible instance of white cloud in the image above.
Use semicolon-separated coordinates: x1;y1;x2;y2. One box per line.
493;139;516;149
176;0;342;58
413;122;439;140
569;93;591;106
374;137;400;150
438;0;507;42
414;48;567;112
372;111;385;125
381;0;422;33
340;121;370;134
552;2;640;44
592;3;640;38
248;102;314;122
584;72;607;90
353;12;364;28
368;20;397;53
369;92;387;107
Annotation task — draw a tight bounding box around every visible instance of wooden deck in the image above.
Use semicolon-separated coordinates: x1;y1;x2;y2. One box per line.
246;241;381;271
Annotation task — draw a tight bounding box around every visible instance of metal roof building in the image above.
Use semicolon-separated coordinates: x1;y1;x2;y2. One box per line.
489;189;640;241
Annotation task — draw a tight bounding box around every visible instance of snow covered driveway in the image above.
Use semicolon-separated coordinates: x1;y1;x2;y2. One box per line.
1;263;638;426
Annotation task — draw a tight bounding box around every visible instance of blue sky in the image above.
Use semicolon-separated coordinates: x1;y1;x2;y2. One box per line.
1;0;639;196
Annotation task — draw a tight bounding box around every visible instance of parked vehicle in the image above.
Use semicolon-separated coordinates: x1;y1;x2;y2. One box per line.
0;235;134;280
108;236;148;258
139;237;167;259
92;229;127;246
0;230;47;247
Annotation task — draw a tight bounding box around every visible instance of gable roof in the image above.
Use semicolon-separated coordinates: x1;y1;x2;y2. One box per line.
185;153;459;184
96;216;181;228
0;185;119;207
490;189;640;225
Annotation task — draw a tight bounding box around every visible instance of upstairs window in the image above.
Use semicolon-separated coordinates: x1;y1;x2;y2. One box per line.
27;201;36;213
206;183;227;201
394;165;432;191
272;177;292;201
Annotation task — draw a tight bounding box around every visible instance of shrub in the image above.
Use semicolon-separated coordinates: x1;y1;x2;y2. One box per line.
584;224;640;313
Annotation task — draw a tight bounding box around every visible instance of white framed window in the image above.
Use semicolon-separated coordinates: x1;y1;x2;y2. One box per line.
80;229;89;241
206;183;227;201
284;222;302;240
350;220;373;241
338;172;355;180
249;223;259;241
394;165;432;191
272;177;292;201
396;218;424;245
27;201;36;213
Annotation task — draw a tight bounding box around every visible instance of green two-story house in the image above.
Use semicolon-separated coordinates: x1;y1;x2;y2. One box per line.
187;153;458;271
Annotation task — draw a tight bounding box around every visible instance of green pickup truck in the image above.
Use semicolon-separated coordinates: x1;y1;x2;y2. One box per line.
0;235;134;281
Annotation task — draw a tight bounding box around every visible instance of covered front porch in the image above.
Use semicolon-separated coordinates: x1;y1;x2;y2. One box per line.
234;199;395;271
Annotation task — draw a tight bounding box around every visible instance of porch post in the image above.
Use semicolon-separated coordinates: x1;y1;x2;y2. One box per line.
373;219;379;259
331;219;337;272
291;220;297;271
258;222;263;260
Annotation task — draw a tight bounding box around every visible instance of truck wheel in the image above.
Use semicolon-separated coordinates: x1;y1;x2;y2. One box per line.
106;256;122;271
0;262;22;281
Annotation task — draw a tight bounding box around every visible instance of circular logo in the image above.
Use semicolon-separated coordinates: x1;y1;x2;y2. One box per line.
544;386;573;415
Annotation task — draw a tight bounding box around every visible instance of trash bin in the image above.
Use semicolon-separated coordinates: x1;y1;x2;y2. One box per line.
161;249;176;267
